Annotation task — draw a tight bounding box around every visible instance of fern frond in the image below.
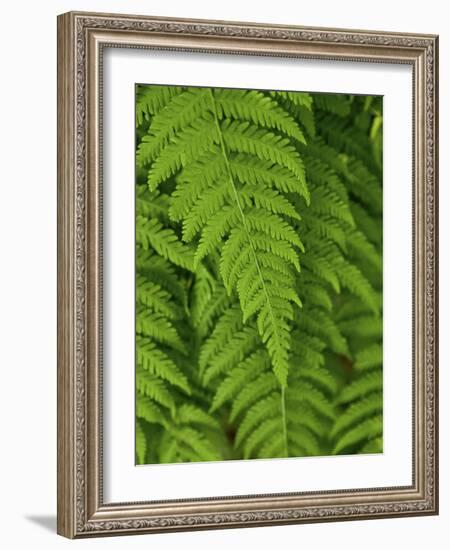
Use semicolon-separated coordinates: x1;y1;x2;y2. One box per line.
191;281;234;338
136;367;177;415
243;417;281;458
332;415;382;454
172;426;222;462
336;258;379;313
169;151;226;222
136;187;171;222
222;119;308;198
342;157;382;214
258;433;285;459
354;344;383;371
147;117;218;189
240;184;301;220
339;314;382;342
288;426;321;456
136;85;182;127
297;277;333;311
313;93;351;117
176;404;220;430
235;393;281;447
136;394;167;426
302;212;347;250
215;88;306;143
230;372;279;421
136;307;185;352
347;228;382;275
230;153;306;196
360;437;383;454
317;113;380;177
159;426;222;463
136;276;180;319
203;326;260;385
135;420;147;464
331;393;382;439
288;380;336;421
294;364;338;395
136;216;195;271
270;92;315;138
136;249;187;308
138;88;212;166
270;91;313;110
291;332;326;369
199;304;244;371
350;201;382;246
211;349;270;411
336;371;382;404
294;308;349;356
286;405;326;438
136;336;190;393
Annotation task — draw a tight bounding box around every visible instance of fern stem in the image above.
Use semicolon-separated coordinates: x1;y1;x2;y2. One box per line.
208;88;289;457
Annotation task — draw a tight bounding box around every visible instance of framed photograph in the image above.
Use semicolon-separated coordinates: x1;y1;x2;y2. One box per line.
57;11;439;538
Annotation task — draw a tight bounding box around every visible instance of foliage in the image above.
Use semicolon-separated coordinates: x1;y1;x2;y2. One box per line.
135;84;383;464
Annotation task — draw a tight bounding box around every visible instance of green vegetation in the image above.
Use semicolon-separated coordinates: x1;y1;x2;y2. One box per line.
135;84;383;464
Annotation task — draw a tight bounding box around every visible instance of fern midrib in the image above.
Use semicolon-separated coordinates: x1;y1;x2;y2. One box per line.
208;88;289;457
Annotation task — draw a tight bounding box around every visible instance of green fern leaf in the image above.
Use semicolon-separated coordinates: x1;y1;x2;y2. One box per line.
314;93;351;117
138;88;212;166
333;415;382;454
243;417;280;459
288;380;336;421
173;426;222;462
176;404;220;429
336;371;382;404
270;91;313;110
331;393;382;439
147;116;218;190
136;85;182;127
136;187;171;222
235;392;281;447
287;426;320;456
222;119;308;199
136;394;167;426
203;326;260;385
136;216;195;271
136;368;177;415
354;344;383;370
136;307;185;353
135;420;147;464
136;336;190;393
360;437;383;454
136;249;187;308
211;349;269;411
136;276;180;319
199;305;244;371
230;371;279;421
215;88;306;143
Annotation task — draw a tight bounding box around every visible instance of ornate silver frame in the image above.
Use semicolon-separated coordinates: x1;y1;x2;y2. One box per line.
57;11;439;538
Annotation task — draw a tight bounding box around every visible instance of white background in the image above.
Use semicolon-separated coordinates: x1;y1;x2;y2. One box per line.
0;0;447;548
104;49;412;502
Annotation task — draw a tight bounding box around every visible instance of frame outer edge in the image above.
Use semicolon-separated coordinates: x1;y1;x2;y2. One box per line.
56;10;439;538
57;12;77;539
431;34;439;515
435;35;439;515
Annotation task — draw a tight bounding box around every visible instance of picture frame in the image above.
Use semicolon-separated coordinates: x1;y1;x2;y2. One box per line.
57;10;439;538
